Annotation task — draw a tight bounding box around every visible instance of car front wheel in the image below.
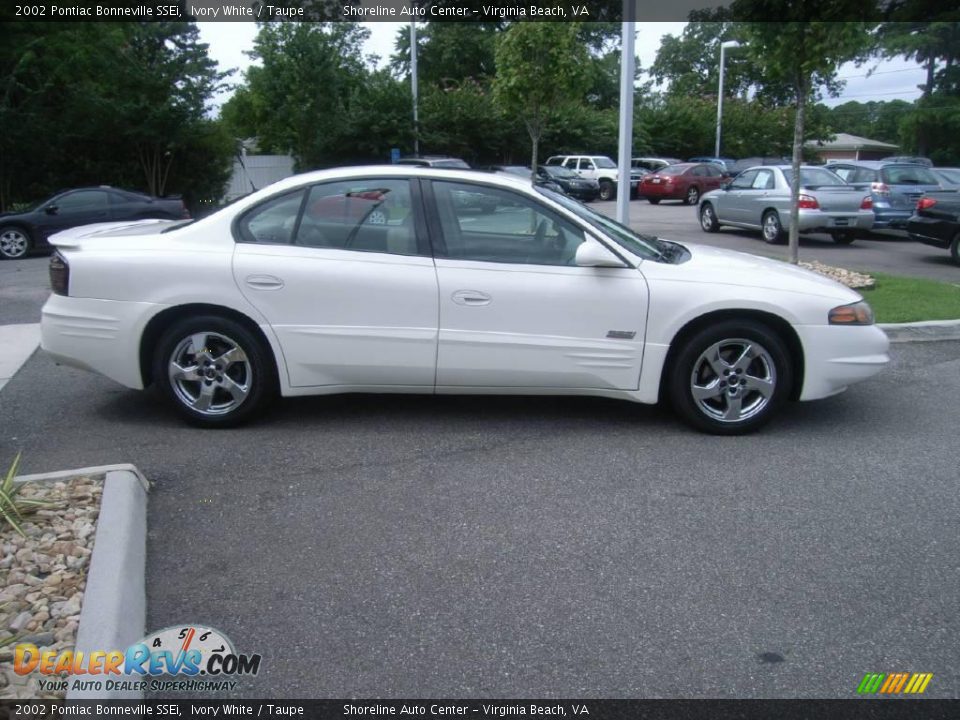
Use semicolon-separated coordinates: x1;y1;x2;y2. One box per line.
0;226;31;259
951;232;960;266
598;180;615;201
154;315;276;427
668;320;792;435
700;203;720;232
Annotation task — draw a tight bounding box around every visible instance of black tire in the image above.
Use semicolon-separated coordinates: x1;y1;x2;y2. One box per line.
685;186;700;205
832;230;856;245
761;210;785;244
668;319;793;435
699;202;720;233
153;314;276;428
951;233;960;266
0;225;32;260
648;198;661;205
598;180;615;201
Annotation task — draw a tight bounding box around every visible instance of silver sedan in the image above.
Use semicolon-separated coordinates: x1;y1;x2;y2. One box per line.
698;165;874;245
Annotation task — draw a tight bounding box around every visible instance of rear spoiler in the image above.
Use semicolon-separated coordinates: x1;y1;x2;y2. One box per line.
47;219;171;248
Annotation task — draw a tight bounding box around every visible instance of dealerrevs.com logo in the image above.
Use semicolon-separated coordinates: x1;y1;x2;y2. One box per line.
14;624;261;694
857;672;934;695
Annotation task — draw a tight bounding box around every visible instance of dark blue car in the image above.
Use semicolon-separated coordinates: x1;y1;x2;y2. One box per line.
824;161;943;230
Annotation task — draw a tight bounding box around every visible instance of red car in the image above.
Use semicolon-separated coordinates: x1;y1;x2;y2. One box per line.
638;163;726;206
308;190;389;225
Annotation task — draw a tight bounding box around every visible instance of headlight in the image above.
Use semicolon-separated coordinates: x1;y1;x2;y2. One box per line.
828;300;874;325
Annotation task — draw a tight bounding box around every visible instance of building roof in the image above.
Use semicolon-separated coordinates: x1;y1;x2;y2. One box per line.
805;133;899;152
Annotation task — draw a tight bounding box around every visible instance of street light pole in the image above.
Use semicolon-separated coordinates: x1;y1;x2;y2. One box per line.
714;40;741;159
410;21;419;157
615;14;636;226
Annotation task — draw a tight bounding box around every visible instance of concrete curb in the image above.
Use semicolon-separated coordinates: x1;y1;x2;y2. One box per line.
16;463;149;701
880;318;960;343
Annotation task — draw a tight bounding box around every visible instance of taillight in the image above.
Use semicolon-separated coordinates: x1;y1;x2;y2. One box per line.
860;195;873;210
49;251;69;296
917;197;937;211
797;193;819;210
871;182;890;196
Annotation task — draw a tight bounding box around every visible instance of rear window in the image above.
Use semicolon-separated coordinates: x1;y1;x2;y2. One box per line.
782;168;846;188
658;165;691;176
935;168;960;184
880;166;939;185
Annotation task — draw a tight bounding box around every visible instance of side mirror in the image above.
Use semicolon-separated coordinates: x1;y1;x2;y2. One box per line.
575;239;627;268
45;205;59;215
721;180;732;190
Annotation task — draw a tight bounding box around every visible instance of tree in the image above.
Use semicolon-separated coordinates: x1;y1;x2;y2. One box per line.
225;22;370;170
390;22;501;87
492;23;590;179
735;3;876;263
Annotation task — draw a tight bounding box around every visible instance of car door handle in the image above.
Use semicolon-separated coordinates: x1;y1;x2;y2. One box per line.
245;274;284;290
451;290;491;306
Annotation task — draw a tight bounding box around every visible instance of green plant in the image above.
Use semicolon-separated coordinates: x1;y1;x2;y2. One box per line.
0;453;52;538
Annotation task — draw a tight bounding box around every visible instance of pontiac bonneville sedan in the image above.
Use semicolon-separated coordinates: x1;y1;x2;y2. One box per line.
40;167;889;434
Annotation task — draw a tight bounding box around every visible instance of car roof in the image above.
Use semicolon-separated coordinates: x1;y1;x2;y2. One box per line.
245;165;536;198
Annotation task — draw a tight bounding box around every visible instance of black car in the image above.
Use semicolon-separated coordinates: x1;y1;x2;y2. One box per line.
490;165;567;195
538;165;601;201
0;187;189;259
907;192;960;265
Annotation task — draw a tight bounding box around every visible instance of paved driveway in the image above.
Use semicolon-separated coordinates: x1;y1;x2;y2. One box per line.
3;341;958;698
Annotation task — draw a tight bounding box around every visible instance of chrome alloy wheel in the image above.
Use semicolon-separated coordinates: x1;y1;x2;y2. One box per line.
0;228;29;259
689;338;777;423
167;332;252;416
762;212;782;243
700;204;716;231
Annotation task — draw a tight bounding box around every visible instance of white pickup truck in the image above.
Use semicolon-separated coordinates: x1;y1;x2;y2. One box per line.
545;155;640;201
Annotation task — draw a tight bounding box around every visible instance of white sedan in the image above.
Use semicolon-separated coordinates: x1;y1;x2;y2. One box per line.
40;166;889;434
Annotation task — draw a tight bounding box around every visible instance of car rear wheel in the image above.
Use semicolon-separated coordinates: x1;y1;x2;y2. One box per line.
832;230;856;245
598;180;615;202
154;315;276;428
951;232;960;266
648;198;661;205
686;186;700;205
700;203;720;233
0;226;31;259
762;211;785;244
668;320;792;435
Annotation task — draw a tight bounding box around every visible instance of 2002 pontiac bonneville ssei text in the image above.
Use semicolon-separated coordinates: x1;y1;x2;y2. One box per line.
40;167;890;434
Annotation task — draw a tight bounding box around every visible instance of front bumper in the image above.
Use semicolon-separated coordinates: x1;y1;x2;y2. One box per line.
794;324;890;401
41;294;162;390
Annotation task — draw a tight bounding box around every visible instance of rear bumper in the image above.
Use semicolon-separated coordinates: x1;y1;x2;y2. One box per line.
795;324;890;401
871;208;913;230
639;183;682;199
793;209;874;234
41;294;161;390
906;215;956;249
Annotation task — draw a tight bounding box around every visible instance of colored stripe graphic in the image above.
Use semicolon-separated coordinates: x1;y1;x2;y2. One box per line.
857;673;885;694
857;672;932;694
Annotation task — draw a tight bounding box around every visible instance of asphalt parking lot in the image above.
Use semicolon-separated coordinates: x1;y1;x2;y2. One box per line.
1;208;958;699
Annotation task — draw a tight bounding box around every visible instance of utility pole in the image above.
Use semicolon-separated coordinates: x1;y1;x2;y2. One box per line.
615;2;636;225
410;21;420;157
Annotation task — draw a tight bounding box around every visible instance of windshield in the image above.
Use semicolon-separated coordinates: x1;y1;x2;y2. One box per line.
537;187;674;262
880;165;939;185
782;167;846;188
593;157;617;169
542;166;576;179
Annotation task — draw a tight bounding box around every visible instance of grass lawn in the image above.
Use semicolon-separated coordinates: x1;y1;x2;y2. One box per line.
859;272;960;323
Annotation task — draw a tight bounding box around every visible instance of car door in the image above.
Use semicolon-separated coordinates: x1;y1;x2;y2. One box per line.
232;177;439;388
741;168;777;227
37;190;111;240
715;169;758;224
425;179;648;391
